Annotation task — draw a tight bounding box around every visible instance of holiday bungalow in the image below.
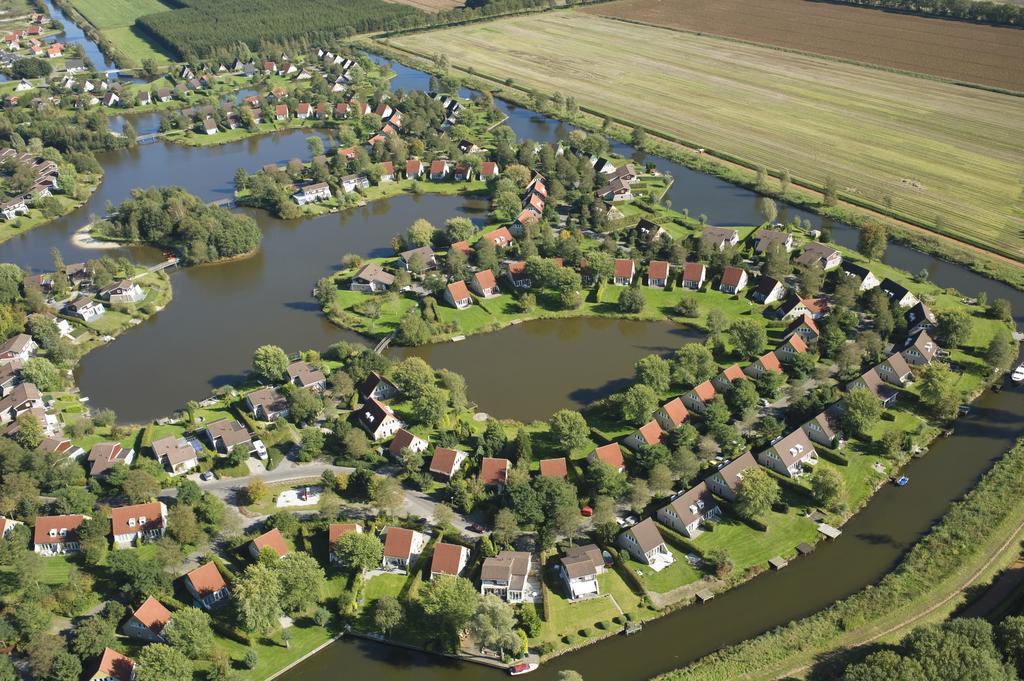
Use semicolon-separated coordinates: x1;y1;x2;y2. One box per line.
429;447;468;479
657;482;719;537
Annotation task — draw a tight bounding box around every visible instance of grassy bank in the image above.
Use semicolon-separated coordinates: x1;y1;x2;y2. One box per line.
0;172;103;246
657;437;1024;681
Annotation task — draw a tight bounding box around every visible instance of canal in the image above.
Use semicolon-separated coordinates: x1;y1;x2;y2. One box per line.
0;40;1022;678
40;0;117;73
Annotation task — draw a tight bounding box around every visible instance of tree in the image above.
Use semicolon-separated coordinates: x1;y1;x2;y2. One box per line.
12;412;42;450
673;344;717;386
373;596;403;635
985;330;1014;371
735;467;779;519
298;427;325;462
997;616;1024;675
621;384;658;426
727;320;767;360
411;384;447;427
136;644;194;681
549;409;590;452
233;562;282;634
122;469;160;503
842;650;925;681
245;477;268;505
902;619;1010;681
634;355;670;392
21;358;62;391
334;531;383;573
810;466;845;511
585;460;627;500
618;287;645;313
286;386;323;425
48;651;81;681
469;595;522;657
71;615;117;659
371;476;404;516
419;575;480;641
726;379;759;420
990;298;1013;324
163;607;214;659
166;505;205;547
858;221;887;261
627;478;652;513
277;552;326;615
918;362;961;420
492;508;520;547
648;463;674;497
936;310;972;349
392;357;435;398
252;345;289;383
407;219;436;248
798;264;824;297
840;387;882;437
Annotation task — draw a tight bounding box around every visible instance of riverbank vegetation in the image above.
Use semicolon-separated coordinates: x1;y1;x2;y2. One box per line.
380;12;1024;280
657;437;1024;681
92;187;262;264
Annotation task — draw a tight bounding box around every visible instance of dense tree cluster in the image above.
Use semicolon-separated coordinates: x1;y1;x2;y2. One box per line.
96;187;262;264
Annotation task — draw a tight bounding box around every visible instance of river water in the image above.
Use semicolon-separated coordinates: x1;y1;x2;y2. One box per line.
1;37;1022;677
40;0;116;73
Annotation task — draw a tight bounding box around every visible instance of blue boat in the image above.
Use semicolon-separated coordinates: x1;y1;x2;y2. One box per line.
895;476;910;487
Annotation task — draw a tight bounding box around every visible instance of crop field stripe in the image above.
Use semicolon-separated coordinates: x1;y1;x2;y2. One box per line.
66;0;173;29
584;0;1024;92
392;12;1024;260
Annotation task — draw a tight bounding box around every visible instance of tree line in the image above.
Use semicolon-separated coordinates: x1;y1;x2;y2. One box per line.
831;0;1024;26
95;186;262;265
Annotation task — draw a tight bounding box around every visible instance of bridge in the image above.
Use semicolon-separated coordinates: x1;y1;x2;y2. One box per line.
208;198;236;209
135;133;160;145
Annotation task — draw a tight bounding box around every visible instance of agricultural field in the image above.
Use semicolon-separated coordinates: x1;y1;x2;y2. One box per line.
586;0;1024;91
391;12;1024;261
66;0;176;64
384;0;465;11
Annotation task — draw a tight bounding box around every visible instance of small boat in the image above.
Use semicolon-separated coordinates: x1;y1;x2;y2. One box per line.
894;475;910;487
1012;363;1024;384
510;663;539;676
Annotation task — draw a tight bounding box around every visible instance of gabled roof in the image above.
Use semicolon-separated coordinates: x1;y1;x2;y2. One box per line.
383;526;416;559
130;596;171;636
781;334;808;354
648;260;670;281
204;418;250;449
185;562;226;596
660;397;689;428
388;428;427;457
561;543;604;579
481;227;513;246
717;363;746;384
446;280;471;301
785;314;820;338
754;351;782;373
480;457;510;486
152;435;197;467
328;523;360;545
721;266;747;288
880;351;913;378
111;502;163;536
904;330;939;362
429;447;464;477
766;429;816;467
286;360;326;387
430;542;466;576
93;648;135;681
664;482;717;527
691;380;716;402
636;419;664;447
429;159;449;174
252;527;289;557
539;457;568;478
473;269;497;290
592;443;624;469
358;397;395;430
754;276;783;297
682;262;706;282
614;258;634;278
622;518;665;554
33;514;86;546
712;452;758;493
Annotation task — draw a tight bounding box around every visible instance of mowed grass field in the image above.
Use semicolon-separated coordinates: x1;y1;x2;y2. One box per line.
392;12;1024;260
67;0;174;64
586;0;1024;92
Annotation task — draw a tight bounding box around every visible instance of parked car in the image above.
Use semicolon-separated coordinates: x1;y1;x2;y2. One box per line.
468;522;486;533
200;471;216;481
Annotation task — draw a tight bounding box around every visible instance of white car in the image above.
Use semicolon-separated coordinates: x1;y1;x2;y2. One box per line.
251;439;268;460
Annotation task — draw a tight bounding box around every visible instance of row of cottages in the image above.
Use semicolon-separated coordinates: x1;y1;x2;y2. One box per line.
595;163;640;202
847;330;941;407
656;453;760;539
0;149;60;220
559;544;606;600
512;175;548;235
481;550;532;602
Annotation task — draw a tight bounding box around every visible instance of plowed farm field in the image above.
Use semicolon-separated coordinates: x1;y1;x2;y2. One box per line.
585;0;1024;92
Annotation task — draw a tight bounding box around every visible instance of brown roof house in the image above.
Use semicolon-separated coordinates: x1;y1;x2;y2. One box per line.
539;457;568;479
702;226;739;251
202;418;251;454
589;443;625;473
350;262;395;293
246;386;289;421
784;314;820;344
122;596;171;642
751;276;785;305
744;351;782;379
287;360;327;391
613;258;635;286
681;262;706;290
470;269;500;298
756;429;818;478
801;408;843;448
429;447;468;479
184;562;230;610
381;526;428;572
875;352;914;386
358;371;399;401
0;333;36;364
901;330;940;367
356;397;403;441
712;363;748;393
480;457;511;490
754;229;793;254
705;452;758;501
796;242;842;270
87;442;135;477
33;513;89;555
248;527;289;559
388;429;429;459
647;260;670;288
657;481;719;537
480;550;532;602
152;435;199;476
111;502;166;547
617;518;672;568
0;381;42;424
846;368;898;407
559;544;605;600
430;542;469;580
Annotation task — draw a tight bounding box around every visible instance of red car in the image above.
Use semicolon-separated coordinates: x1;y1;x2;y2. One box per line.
580;506;593;517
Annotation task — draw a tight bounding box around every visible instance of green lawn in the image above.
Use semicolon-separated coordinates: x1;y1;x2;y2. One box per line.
539;589;622;645
624;545;703;594
67;0;171;29
363;573;407;603
696;511;818;574
104;25;175;64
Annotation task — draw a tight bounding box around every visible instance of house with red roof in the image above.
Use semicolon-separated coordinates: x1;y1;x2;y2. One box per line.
429;159;450;180
89;648;135;681
183;562;230;610
647;260;670;288
480;457;511;490
589;443;625;472
379;160;395;182
655;397;689;431
683;380;716;414
682;262;707;290
430;542;469;580
712;363;748;393
744;351;783;379
295;102;311;119
504;261;530;290
453;161;473;181
248;527;289;559
33;514;88;555
382;526;428;572
480;161;499;179
122;597;171;642
613;259;635;285
274;104;289;120
623;419;664;452
470;269;500;297
784;314;820;344
111;502;166;547
775;334;808;363
719;266;749;294
444;280;472;309
328;523;362;564
480;227;513;248
429;447;468;479
406;158;424;178
539;457;568;479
